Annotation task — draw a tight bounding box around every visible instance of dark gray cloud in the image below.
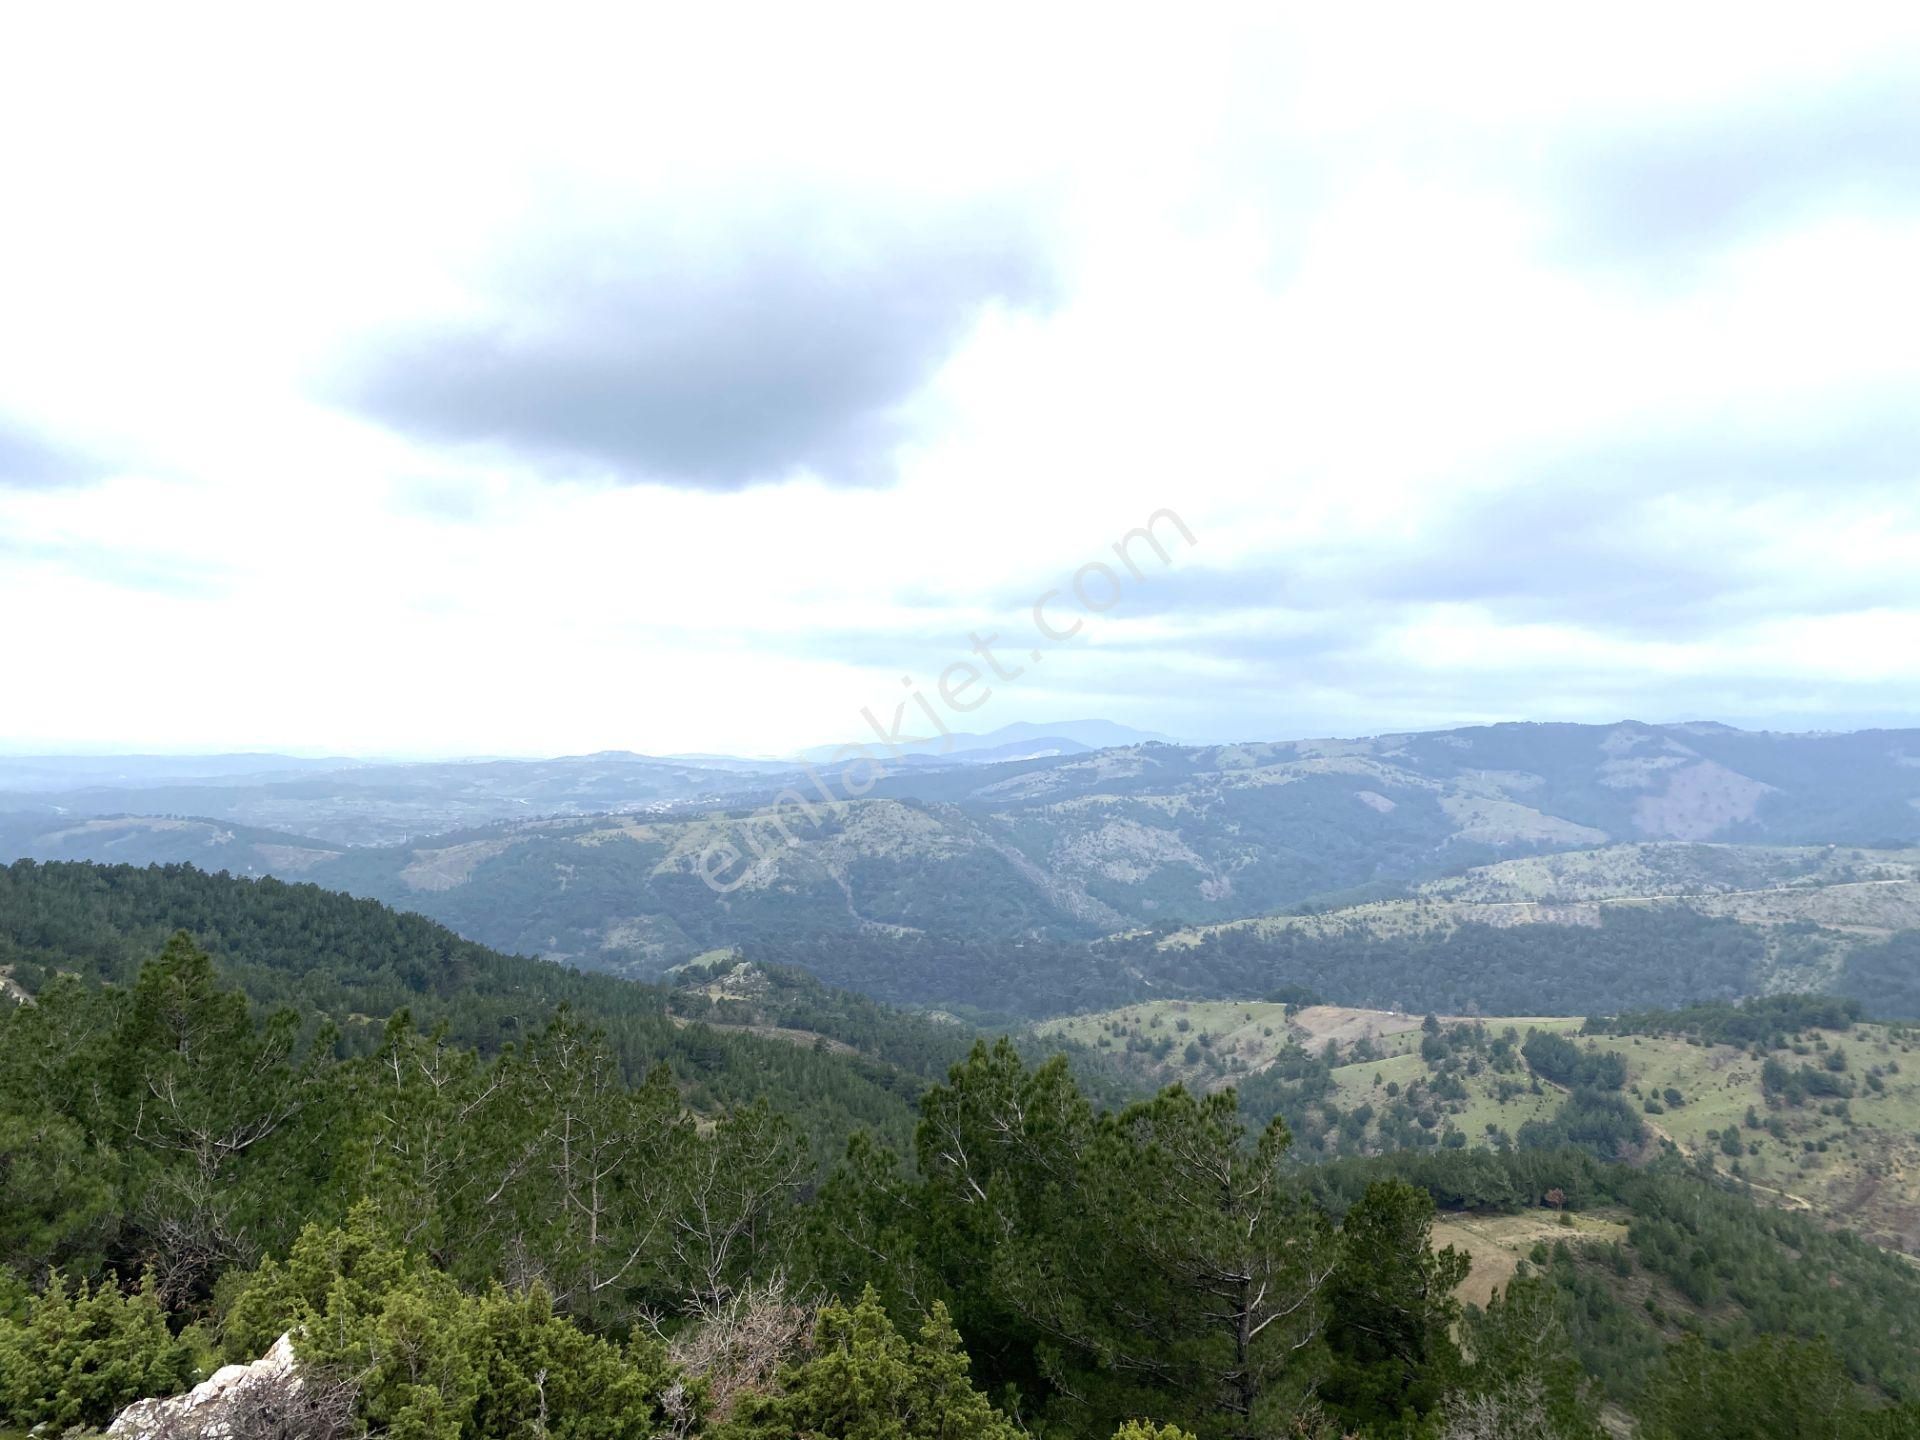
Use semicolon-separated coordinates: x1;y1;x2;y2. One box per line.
338;204;1054;489
0;419;99;489
1550;76;1919;270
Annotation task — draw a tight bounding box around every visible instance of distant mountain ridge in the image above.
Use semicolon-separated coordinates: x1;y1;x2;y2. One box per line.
796;717;1179;764
0;752;781;847
0;752;367;792
0;720;1179;845
5;720;1917;984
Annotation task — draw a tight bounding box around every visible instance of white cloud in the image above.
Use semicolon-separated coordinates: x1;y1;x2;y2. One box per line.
2;5;1918;753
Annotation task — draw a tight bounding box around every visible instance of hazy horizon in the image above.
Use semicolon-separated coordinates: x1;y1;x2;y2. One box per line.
3;710;1916;767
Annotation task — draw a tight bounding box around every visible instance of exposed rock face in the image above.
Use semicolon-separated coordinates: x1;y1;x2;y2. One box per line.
108;1334;308;1440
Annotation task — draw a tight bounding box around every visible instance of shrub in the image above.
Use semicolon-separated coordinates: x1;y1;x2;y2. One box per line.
225;1206;678;1440
0;1273;196;1430
668;1279;815;1423
719;1288;1016;1440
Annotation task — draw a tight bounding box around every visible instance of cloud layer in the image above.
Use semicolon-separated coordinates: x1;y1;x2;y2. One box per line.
1550;75;1920;271
0;10;1916;755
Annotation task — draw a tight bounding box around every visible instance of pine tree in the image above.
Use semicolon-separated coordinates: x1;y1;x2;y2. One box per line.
1321;1179;1468;1430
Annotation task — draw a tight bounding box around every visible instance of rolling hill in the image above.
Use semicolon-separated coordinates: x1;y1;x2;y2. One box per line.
1160;840;1920;947
4;722;1918;993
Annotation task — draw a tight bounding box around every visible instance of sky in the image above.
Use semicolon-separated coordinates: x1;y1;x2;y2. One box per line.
3;6;1919;758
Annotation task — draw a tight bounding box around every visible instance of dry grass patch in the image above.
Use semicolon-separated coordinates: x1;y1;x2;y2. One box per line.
1433;1210;1629;1309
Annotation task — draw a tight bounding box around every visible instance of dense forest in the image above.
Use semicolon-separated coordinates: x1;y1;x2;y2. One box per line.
0;861;1139;1158
734;906;1920;1022
1583;994;1868;1047
0;860;938;1160
4;864;1920;1437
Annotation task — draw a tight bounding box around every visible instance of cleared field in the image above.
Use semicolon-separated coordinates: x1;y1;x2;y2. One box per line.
1039;999;1510;1089
1433;1209;1631;1308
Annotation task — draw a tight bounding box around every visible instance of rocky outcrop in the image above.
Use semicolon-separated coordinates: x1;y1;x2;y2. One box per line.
107;1334;332;1440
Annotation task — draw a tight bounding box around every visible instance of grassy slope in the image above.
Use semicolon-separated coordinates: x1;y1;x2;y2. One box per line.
1041;999;1578;1091
1043;996;1920;1253
1163;843;1920;941
1326;1047;1567;1139
1418;842;1920;904
1579;1026;1920;1250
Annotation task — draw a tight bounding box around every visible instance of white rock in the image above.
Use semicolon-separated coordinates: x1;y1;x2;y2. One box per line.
109;1333;300;1440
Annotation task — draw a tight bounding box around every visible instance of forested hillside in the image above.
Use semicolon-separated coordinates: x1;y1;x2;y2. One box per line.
15;848;1920;1042
7;815;1920;1435
0;860;939;1159
727;903;1920;1023
5;926;1917;1439
0;860;1150;1155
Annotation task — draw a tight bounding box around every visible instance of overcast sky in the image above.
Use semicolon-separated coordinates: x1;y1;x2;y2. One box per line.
3;7;1919;757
